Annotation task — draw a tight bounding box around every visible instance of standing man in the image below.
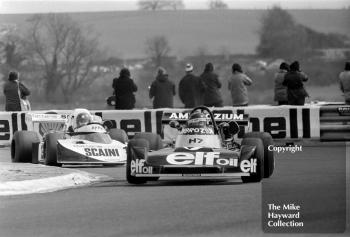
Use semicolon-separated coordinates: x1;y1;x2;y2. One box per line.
283;61;309;105
112;68;138;110
149;67;176;109
339;61;350;104
3;71;30;111
200;62;223;107
274;62;290;105
228;63;252;106
179;63;204;108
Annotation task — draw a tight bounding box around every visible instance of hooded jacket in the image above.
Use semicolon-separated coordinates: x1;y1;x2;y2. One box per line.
149;73;175;109
200;63;223;107
228;71;252;106
112;69;137;109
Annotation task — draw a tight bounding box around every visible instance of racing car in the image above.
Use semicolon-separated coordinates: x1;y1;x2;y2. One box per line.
11;109;128;166
126;106;274;184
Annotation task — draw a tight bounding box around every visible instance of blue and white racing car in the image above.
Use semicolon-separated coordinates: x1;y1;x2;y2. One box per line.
126;106;274;184
11;109;128;166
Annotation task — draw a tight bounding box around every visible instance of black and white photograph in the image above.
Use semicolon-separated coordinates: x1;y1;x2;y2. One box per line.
0;0;349;236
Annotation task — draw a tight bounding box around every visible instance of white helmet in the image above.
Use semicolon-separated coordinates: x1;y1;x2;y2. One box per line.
71;108;92;129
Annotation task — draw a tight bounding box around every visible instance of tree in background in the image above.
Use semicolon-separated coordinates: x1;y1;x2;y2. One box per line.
208;0;228;9
25;14;102;102
257;6;349;59
0;24;26;76
138;0;184;10
145;35;171;67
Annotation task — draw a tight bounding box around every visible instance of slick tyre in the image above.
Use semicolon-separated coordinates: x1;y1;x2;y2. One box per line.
109;128;128;144
44;133;64;166
11;131;40;163
134;132;163;151
241;138;264;183
126;139;149;184
243;132;274;178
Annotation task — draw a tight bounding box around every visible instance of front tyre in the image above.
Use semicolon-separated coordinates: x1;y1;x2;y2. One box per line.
126;139;149;184
44;133;64;166
243;132;274;178
11;131;40;163
109;128;128;144
241;137;264;183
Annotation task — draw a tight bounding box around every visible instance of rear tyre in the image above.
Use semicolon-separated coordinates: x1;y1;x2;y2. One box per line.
126;139;149;184
241;138;264;183
243;132;274;178
109;128;128;144
134;132;163;150
44;133;64;166
11;131;40;163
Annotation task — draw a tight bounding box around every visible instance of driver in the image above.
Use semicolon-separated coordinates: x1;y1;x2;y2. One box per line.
186;112;210;128
69;108;93;130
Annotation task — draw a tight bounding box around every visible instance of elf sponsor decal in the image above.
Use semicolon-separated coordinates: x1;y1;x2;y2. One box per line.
84;148;120;157
166;152;256;172
131;159;153;174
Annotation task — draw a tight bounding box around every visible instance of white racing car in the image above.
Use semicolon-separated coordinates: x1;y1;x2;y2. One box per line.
11;109;128;166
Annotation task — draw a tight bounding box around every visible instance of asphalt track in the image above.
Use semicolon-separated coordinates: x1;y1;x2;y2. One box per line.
0;144;349;237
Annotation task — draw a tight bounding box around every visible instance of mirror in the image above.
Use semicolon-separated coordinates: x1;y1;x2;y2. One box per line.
169;120;180;129
219;121;240;140
103;120;114;130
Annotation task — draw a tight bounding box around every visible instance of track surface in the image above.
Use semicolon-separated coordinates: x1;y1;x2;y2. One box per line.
0;144;349;237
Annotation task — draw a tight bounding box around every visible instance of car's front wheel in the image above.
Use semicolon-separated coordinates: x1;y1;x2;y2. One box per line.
44;133;64;166
126;138;149;184
241;137;264;183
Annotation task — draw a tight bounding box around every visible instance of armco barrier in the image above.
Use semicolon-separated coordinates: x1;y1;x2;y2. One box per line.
0;104;348;146
320;105;350;141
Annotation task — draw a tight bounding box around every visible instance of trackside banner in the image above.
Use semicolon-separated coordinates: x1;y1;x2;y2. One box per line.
0;105;320;145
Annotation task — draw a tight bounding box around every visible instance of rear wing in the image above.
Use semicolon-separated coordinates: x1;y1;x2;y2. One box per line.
162;111;249;126
25;113;69;138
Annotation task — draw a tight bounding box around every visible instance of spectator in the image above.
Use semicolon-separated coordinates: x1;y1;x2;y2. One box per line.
3;71;30;111
228;63;252;106
179;63;205;108
283;61;309;105
112;68;137;110
339;61;350;104
149;67;176;108
200;63;223;107
274;62;290;105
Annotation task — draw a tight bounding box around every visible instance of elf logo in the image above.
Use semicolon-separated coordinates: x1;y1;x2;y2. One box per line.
131;159;153;174
166;152;238;166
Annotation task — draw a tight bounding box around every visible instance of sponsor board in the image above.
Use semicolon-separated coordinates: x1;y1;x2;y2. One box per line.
0;106;321;145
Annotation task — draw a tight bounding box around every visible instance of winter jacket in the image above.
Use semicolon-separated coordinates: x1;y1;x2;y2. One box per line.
149;74;176;109
228;72;252;106
112;76;137;109
283;71;309;105
3;80;30;111
339;71;350;103
179;73;205;108
274;70;288;103
200;72;223;107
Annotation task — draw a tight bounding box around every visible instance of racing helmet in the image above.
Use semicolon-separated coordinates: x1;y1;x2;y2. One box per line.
76;112;92;128
187;112;209;128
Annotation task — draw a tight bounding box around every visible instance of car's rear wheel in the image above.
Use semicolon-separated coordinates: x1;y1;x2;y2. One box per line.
243;132;274;178
126;139;149;184
109;128;128;144
11;131;40;163
44;133;64;166
241;137;264;183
